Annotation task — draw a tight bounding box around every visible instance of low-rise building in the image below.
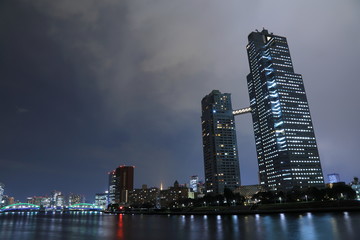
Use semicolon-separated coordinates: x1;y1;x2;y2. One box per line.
95;192;109;209
160;181;189;208
68;193;84;205
27;196;51;207
128;185;159;207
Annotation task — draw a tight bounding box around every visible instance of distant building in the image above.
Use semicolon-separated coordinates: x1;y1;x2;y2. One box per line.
328;173;341;183
0;182;4;205
108;170;117;204
197;181;206;198
189;176;199;193
51;190;62;207
27;197;33;204
95;192;109;209
128;186;160;207
56;195;65;207
2;195;14;205
27;196;51;207
201;90;241;194
108;165;134;204
41;197;51;207
27;193;64;208
68;193;84;205
246;29;324;192
350;177;360;200
160;181;189;208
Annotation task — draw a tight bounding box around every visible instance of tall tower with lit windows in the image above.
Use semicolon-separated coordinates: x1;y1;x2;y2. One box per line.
108;166;134;204
201;90;241;194
246;29;324;192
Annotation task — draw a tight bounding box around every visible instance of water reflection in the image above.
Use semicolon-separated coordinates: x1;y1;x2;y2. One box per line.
216;215;223;239
343;212;354;238
298;212;317;240
117;214;124;239
279;213;288;233
0;212;360;240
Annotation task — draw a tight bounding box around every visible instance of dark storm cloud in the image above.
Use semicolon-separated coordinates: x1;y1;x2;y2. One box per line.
1;0;359;200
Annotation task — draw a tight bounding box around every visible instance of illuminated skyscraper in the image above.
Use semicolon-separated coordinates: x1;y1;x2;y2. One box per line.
108;166;134;204
246;29;324;191
108;170;117;204
201;90;240;194
190;175;199;193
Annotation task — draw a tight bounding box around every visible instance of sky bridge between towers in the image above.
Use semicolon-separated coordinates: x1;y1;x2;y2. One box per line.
232;107;251;116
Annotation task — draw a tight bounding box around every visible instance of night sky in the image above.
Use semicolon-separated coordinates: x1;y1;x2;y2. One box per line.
1;0;359;202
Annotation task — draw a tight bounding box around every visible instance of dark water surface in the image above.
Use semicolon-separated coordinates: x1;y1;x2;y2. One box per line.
1;211;359;240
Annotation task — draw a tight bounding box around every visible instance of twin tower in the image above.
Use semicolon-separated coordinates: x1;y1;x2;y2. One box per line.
201;29;325;195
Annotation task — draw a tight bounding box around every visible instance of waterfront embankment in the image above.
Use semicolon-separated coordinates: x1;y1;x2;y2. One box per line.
124;200;360;215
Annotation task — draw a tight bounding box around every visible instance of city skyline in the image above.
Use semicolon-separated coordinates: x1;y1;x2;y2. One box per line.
1;0;360;201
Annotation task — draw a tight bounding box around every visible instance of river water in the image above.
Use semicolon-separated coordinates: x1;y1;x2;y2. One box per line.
0;211;359;240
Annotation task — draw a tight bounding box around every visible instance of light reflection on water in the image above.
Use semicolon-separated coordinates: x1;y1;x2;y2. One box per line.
0;211;360;240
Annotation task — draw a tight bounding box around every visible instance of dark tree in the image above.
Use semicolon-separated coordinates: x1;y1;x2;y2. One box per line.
223;188;235;205
286;187;303;202
305;187;325;201
234;193;245;205
252;191;275;204
332;185;356;200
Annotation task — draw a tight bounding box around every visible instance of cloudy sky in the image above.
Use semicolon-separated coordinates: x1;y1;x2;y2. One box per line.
1;0;359;201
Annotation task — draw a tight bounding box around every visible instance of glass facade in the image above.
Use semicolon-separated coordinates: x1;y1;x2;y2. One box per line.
246;29;324;192
201;90;240;194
